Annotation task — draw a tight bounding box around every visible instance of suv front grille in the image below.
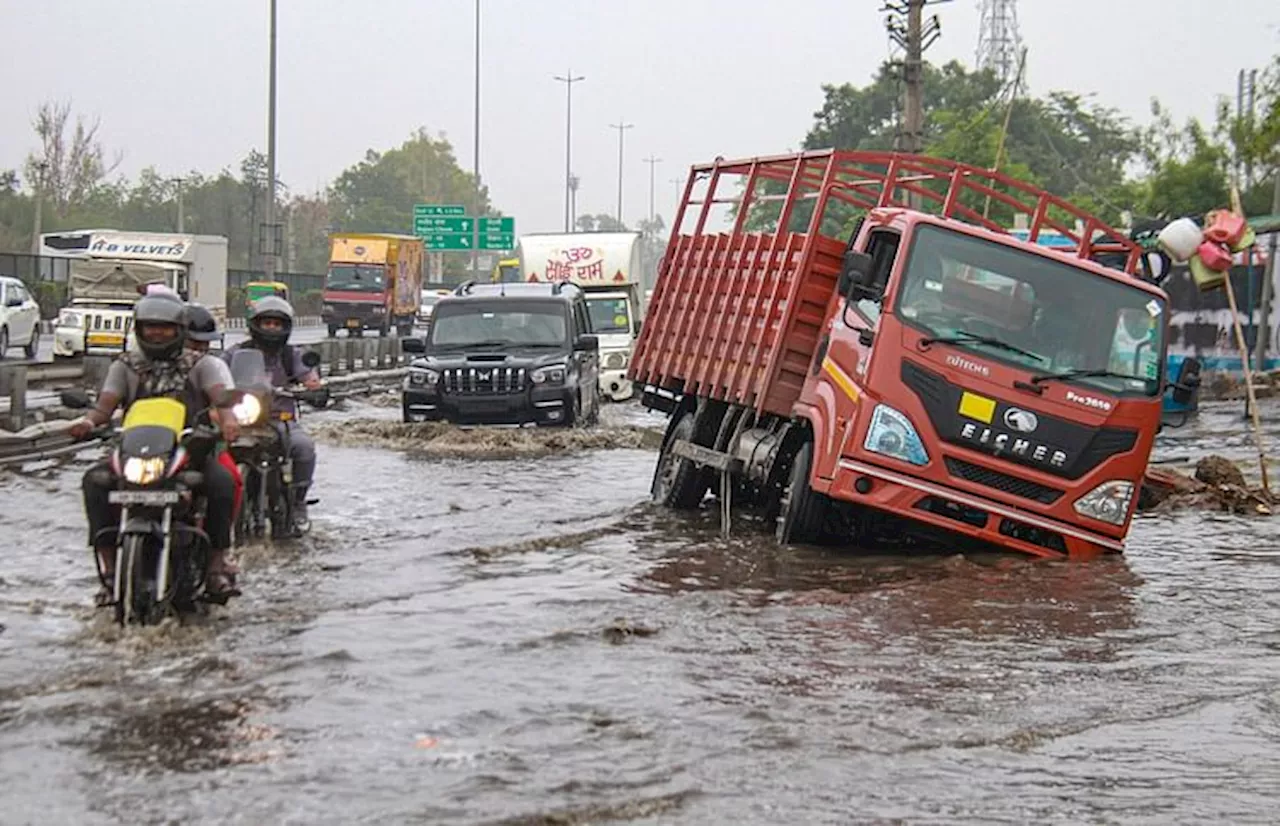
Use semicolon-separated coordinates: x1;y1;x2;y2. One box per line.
442;367;526;395
944;457;1064;505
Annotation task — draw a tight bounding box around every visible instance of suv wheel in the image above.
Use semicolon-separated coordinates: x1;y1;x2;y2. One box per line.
0;327;8;360
24;324;39;359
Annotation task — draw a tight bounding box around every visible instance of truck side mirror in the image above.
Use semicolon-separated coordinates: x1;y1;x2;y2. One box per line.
1168;357;1201;405
633;319;642;336
837;251;876;300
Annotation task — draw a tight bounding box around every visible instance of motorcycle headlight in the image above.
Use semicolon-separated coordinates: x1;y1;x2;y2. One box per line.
1073;480;1135;526
232;394;264;426
123;456;167;486
409;368;440;386
531;364;567;384
863;403;929;466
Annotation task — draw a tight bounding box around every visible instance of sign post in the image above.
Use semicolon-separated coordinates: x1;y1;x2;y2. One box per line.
413;205;516;282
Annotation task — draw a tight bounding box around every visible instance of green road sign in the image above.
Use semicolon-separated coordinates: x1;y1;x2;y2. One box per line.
423;233;472;251
479;233;514;251
414;204;465;218
478;217;514;233
413;215;473;234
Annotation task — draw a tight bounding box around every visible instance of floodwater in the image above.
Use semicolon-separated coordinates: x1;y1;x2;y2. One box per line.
2;397;1280;825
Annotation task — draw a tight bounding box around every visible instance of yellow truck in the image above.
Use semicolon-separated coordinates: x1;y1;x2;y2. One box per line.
491;256;521;283
322;233;424;337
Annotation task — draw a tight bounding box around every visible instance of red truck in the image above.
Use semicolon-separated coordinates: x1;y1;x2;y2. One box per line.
628;151;1198;560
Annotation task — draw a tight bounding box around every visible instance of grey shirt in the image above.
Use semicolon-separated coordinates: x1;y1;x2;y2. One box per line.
101;353;233;409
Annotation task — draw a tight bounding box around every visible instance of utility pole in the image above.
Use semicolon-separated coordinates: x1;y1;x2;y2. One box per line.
568;175;580;231
610;119;633;228
642;156;662;225
172;177;186;233
263;0;279;280
1254;170;1280;370
30;160;48;255
885;0;947;154
471;0;481;279
554;71;585;233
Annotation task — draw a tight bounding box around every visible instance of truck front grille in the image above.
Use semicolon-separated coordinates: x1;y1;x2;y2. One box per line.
442;367;526;395
944;457;1064;505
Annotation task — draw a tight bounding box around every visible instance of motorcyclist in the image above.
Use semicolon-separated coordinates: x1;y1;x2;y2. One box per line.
69;293;242;604
185;303;244;534
223;296;322;533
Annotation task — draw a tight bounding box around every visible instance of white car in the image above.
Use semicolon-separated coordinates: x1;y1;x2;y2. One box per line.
0;276;40;360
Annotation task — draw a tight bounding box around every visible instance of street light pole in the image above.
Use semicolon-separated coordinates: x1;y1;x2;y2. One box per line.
264;0;278;279
172;177;186;233
471;0;481;279
609;119;633;228
30;160;48;255
642;156;662;225
553;71;585;233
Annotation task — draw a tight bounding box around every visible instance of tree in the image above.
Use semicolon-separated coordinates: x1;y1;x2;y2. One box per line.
23;101;121;216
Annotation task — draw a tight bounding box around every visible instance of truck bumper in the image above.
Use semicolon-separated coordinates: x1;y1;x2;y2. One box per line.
402;387;576;427
52;328;84;357
322;303;385;330
833;458;1124;560
599;369;634;402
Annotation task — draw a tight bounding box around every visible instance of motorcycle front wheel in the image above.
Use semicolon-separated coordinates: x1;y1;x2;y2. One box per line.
115;535;157;626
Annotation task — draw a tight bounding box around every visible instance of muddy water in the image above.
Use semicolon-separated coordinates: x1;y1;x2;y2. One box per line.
2;399;1280;824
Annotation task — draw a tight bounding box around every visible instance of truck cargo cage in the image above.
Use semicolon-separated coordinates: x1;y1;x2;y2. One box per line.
630;150;1143;419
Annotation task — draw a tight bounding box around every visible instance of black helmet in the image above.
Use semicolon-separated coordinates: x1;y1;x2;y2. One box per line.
185;302;220;342
248;295;295;350
133;293;187;360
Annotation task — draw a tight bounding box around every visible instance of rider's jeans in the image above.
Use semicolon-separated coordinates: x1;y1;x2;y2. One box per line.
277;422;316;496
82;457;236;551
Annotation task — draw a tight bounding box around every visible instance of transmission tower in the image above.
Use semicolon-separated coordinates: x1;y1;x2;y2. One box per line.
976;0;1022;85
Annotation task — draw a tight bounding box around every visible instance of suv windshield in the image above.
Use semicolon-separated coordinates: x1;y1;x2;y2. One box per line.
429;300;568;349
586;296;631;334
326;265;385;292
895;224;1165;396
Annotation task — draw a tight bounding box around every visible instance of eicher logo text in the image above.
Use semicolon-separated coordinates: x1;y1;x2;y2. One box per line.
1065;389;1114;412
945;354;989;377
960;422;1068;468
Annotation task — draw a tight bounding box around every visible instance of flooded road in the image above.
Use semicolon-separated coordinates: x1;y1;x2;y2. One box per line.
3;399;1280;824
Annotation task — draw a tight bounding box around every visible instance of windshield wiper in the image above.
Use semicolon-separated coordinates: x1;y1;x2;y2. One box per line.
1030;368;1143;386
920;330;1047;364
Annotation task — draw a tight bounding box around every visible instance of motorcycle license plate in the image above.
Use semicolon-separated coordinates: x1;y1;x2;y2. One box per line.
108;490;180;505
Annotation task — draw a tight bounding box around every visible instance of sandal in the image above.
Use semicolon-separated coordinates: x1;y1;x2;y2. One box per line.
95;585;115;608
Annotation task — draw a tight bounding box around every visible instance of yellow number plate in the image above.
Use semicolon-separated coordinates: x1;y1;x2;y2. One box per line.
87;333;125;347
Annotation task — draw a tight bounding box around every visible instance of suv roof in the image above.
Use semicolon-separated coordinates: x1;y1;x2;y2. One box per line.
450;281;583;300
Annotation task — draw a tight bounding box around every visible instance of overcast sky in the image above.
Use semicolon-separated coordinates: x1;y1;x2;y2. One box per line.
1;0;1277;236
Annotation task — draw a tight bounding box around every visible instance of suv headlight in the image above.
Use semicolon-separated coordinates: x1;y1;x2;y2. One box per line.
531;364;567;384
123;456;166;486
863;403;929;466
1073;480;1135;526
409;368;440;387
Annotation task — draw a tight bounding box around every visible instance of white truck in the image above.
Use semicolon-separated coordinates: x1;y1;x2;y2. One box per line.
515;231;643;401
44;231;228;358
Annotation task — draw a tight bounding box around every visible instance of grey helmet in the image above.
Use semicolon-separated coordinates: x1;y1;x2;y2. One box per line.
133;293;188;360
248;295;295;350
184;302;221;342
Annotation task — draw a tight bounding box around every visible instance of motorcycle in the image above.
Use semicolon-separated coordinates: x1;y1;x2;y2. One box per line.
64;389;237;625
226;348;326;544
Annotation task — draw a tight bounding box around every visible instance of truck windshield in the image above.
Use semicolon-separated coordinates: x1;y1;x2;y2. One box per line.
586;297;631;334
326;265;385;292
895;224;1165;397
430;301;568;349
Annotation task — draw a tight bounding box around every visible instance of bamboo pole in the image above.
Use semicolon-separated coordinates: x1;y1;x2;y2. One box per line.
1223;185;1271;494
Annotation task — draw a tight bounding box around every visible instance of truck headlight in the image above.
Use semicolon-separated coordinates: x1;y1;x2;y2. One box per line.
603;351;628;370
322;304;333;314
531;364;567;384
409;368;439;386
58;309;82;328
372;306;386;314
123;456;166;486
232;394;264;426
863;404;929;466
1073;480;1134;526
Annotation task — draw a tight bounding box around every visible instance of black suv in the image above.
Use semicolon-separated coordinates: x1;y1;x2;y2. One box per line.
401;281;601;426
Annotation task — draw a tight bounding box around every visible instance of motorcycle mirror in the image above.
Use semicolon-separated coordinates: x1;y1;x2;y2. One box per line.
301;350;321;369
60;389;92;409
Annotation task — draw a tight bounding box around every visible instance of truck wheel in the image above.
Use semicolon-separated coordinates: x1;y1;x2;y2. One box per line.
379;324;389;338
327;325;338;338
776;441;829;545
652;411;709;509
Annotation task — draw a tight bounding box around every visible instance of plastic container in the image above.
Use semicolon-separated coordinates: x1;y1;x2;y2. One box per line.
1157;217;1203;262
1204;210;1247;247
1230;225;1257;253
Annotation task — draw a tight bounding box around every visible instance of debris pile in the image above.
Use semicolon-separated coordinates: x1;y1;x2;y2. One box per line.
1140;455;1274;516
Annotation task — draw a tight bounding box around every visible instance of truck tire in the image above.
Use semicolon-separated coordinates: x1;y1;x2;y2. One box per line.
378;323;389;338
776;441;829;545
327;325;338;338
651;411;709;509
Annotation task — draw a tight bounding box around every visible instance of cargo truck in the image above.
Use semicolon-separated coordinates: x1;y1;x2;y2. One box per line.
516;232;643;401
629;151;1199;560
322;233;424;337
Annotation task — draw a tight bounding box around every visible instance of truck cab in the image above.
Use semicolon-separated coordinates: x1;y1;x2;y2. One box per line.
400;282;601;427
